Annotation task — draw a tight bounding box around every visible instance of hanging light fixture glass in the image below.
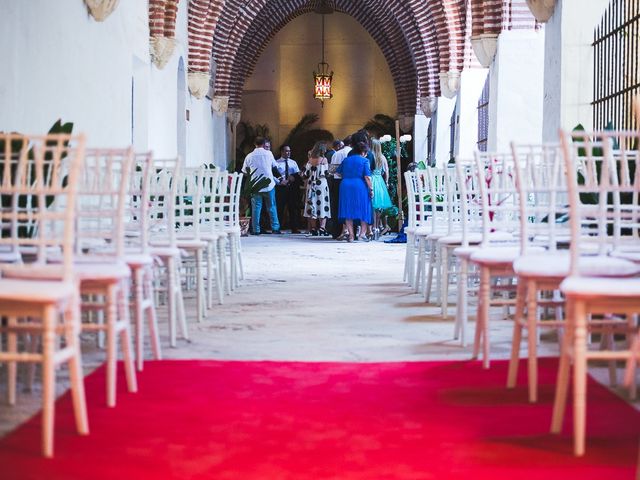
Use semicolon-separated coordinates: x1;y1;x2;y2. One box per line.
313;13;333;107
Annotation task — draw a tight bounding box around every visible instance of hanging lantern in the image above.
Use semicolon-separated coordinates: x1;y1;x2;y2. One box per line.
313;14;333;107
313;63;333;104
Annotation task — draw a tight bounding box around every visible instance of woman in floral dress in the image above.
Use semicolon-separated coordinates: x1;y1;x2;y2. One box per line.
303;142;331;236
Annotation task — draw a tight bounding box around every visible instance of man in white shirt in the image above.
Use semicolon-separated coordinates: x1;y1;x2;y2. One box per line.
274;145;302;233
242;136;282;235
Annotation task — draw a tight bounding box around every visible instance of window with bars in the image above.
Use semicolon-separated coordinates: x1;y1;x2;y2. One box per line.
593;0;639;132
426;121;434;166
449;100;459;163
477;75;490;152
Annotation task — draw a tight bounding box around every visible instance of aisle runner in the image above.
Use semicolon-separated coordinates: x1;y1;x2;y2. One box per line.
1;359;638;479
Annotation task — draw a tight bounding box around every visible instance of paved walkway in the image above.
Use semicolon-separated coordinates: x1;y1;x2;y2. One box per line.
0;233;634;436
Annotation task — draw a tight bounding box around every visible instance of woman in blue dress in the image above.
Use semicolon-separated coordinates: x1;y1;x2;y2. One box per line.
370;138;393;236
337;134;373;242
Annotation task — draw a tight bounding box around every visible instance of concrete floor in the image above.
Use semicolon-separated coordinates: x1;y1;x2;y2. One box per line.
0;233;636;437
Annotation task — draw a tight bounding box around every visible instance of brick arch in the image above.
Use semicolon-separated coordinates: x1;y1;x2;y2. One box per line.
215;0;426;116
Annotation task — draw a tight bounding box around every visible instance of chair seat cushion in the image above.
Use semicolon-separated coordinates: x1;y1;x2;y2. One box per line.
124;253;154;267
175;239;208;249
561;276;640;299
438;233;483;246
515;253;640;278
470;246;523;265
0;279;76;303
200;232;223;241
149;246;182;258
74;262;131;281
453;246;479;259
610;249;640;264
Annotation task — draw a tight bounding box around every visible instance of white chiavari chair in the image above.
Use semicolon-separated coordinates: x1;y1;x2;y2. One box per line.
0;133;89;457
219;173;244;291
174;166;207;322
551;128;640;456
403;170;420;287
198;166;225;307
437;164;485;319
421;168;450;303
148;158;188;348
452;158;484;346
124;152;161;371
75;148;137;407
469;152;523;369
213;172;244;292
504;143;575;401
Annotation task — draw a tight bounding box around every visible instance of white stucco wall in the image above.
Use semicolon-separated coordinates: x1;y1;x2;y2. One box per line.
0;0;219;168
488;29;545;152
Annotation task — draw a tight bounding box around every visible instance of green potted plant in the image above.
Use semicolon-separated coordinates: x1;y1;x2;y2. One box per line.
239;169;271;236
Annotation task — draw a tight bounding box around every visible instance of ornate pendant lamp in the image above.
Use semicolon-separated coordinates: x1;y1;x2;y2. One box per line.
312;1;334;107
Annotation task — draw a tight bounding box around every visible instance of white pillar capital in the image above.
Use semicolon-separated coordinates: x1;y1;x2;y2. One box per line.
211;96;229;115
526;0;557;23
84;0;120;22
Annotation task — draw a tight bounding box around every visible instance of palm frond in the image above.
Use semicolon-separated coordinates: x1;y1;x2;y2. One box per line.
280;113;319;149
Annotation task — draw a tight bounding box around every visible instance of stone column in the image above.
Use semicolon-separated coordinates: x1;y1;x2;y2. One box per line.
432;96;457;167
457;68;489;159
542;0;610;141
487;29;545;152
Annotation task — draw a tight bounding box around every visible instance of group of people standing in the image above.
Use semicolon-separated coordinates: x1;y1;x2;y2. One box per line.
242;131;394;242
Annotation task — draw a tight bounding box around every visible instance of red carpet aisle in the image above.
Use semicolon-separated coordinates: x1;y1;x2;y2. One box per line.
1;359;638;480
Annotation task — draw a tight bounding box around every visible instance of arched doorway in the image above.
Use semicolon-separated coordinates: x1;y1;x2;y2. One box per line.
241;12;398;152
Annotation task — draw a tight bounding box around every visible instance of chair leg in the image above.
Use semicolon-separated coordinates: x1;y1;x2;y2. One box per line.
175;263;189;341
214;240;224;305
414;237;424;294
133;267;145;372
551;299;573;434
475;267;491;369
235;234;244;281
220;237;231;296
7;316;17;406
118;282;138;394
507;281;526;389
206;243;214;310
106;286;118;407
403;234;412;285
65;300;89;436
573;300;588;456
526;280;539;403
166;256;177;348
424;240;434;299
441;246;449;318
230;238;237;292
42;305;56;458
195;248;204;322
144;268;162;360
624;329;640;392
455;258;469;347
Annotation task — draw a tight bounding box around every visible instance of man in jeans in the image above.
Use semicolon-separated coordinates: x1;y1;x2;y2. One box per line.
242;136;282;235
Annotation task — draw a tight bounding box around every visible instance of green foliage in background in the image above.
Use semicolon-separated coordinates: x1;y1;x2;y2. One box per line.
0;119;74;237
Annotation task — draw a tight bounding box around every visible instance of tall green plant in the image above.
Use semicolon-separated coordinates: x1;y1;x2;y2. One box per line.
0;119;74;237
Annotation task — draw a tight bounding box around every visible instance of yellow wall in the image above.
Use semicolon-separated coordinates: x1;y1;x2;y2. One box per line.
242;12;397;150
